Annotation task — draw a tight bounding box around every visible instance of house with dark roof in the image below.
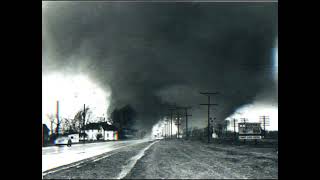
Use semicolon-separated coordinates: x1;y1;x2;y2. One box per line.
42;124;50;146
84;122;118;141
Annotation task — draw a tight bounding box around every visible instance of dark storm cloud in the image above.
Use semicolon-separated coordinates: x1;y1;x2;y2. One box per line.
42;2;278;130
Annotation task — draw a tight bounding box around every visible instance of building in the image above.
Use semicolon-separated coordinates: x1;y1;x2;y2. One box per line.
84;123;104;141
104;130;118;141
42;124;50;146
101;123;118;141
84;122;118;141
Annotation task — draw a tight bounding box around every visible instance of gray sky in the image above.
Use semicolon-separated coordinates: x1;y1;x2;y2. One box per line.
42;2;278;131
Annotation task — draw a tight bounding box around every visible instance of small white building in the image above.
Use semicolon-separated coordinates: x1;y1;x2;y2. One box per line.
104;130;118;141
84;122;118;141
85;125;104;141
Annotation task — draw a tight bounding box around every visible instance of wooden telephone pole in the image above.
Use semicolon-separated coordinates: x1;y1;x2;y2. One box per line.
200;92;219;143
184;107;192;139
82;104;86;143
231;118;238;140
168;106;177;139
176;111;181;139
240;118;247;124
175;106;192;139
260;116;270;137
55;101;60;137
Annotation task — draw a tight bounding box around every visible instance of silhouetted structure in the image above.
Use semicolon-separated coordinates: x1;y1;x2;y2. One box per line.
43;124;50;146
110;105;137;139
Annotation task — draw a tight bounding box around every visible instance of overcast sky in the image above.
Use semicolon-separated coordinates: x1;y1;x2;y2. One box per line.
42;2;278;132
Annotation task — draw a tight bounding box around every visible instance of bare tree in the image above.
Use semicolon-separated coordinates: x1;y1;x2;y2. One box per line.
47;114;56;135
85;108;93;123
73;106;92;132
60;118;73;135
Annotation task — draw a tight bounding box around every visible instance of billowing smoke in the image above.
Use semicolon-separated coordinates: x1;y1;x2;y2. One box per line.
42;2;278;132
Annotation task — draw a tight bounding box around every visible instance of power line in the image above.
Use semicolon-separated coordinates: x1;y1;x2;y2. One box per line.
82;104;86;143
230;118;238;140
240;118;248;123
175;106;192;140
168;107;177;139
199;92;219;143
260;116;270;137
184;107;192;140
55;101;60;137
175;110;182;139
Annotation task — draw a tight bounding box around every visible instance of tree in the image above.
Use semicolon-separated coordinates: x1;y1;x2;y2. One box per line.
69;118;80;133
73;106;92;133
110;105;137;139
47;114;56;135
60;118;76;135
84;108;93;123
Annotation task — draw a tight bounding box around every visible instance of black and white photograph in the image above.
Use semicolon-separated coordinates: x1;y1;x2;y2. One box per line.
42;0;278;179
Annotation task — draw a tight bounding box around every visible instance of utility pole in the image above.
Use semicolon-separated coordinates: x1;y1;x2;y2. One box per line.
184;107;192;140
166;121;169;138
175;106;192;139
176;111;181;139
240;118;248;144
200;92;219;143
55;101;59;137
165;122;168;138
232;118;237;140
164;123;166;138
240;118;247;124
263;116;265;137
177;106;192;139
83;104;86;143
168;121;170;138
170;111;173;138
260;116;270;138
168;107;177;139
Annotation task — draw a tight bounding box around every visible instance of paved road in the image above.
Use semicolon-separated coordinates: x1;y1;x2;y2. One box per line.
43;140;159;179
43;139;277;179
42;139;153;173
